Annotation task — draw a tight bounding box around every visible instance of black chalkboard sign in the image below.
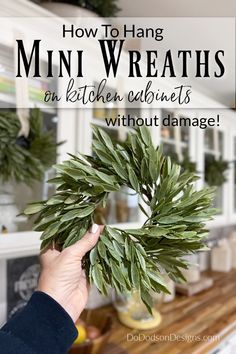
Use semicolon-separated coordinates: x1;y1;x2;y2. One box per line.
7;255;40;318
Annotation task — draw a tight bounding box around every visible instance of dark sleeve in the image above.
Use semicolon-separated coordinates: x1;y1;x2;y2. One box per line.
0;291;78;354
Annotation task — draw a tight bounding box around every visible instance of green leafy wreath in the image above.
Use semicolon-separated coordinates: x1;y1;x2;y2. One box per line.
0;108;58;184
25;126;216;311
205;154;229;187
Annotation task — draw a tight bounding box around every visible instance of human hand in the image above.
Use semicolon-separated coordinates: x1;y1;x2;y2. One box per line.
37;224;102;323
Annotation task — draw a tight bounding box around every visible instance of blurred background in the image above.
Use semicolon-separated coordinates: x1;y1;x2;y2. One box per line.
1;1;236;354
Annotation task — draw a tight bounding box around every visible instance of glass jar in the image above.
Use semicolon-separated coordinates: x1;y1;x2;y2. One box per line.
112;290;162;330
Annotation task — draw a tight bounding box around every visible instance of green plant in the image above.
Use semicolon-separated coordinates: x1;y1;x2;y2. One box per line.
169;151;228;187
166;151;197;174
0;108;58;184
25;126;216;312
205;155;229;187
44;0;120;17
28;109;58;169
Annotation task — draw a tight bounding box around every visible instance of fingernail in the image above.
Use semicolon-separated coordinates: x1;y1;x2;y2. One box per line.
90;224;99;234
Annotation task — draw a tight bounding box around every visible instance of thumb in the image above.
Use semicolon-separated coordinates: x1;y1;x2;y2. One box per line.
67;224;102;259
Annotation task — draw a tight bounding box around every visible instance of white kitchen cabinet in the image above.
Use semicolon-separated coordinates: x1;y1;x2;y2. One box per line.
204;123;229;227
228;131;236;223
1;0;236;233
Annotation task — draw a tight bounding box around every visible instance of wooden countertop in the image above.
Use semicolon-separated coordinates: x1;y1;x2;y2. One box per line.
91;270;236;354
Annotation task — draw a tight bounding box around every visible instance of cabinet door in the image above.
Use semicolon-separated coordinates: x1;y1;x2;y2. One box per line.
159;108;196;168
0;44;16;108
0;42;79;233
203;125;229;227
228;131;236;223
